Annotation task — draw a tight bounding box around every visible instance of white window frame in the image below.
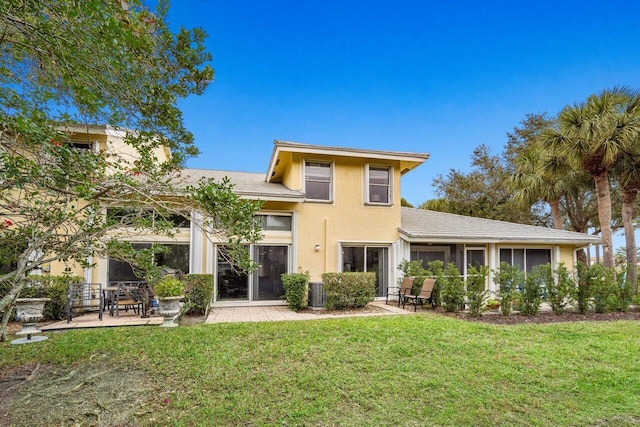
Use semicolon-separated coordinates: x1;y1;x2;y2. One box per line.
303;160;334;203
365;164;393;205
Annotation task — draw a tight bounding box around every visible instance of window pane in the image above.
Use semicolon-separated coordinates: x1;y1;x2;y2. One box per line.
305;162;330;181
499;249;512;264
305;181;330;200
513;249;525;270
467;249;485;267
369;167;389;185
369;185;389;203
342;247;365;272
258;215;292;231
525;249;551;272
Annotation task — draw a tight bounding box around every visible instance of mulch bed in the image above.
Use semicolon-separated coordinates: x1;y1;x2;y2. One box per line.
437;308;640;325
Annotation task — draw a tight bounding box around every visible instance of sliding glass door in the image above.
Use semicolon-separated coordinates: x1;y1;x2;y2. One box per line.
341;245;389;298
216;247;249;301
253;246;288;301
216;245;289;302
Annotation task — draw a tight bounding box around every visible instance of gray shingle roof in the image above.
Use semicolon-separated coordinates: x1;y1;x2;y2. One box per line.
176;169;304;201
400;207;600;245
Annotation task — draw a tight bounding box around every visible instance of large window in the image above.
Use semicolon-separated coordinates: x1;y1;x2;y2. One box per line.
500;248;551;273
367;166;391;204
108;243;190;282
305;161;332;201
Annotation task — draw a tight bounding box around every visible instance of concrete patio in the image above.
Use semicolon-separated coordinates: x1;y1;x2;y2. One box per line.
38;300;412;331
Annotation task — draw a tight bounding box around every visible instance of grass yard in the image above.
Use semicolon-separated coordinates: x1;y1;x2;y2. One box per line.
1;313;640;426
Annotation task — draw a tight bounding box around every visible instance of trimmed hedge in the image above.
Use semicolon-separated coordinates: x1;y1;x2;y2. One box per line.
184;274;214;316
281;272;310;311
321;272;376;309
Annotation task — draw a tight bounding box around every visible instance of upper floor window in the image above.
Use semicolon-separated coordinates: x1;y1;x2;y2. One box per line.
367;166;391;204
256;214;292;231
305;161;332;201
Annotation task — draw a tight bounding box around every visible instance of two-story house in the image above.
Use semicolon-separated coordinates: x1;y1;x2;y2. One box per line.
50;133;600;305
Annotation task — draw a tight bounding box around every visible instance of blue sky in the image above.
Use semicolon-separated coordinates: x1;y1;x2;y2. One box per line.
168;0;640;211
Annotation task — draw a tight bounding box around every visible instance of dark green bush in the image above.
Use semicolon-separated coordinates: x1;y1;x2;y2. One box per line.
543;263;575;315
281;271;310;311
609;266;634;312
441;263;465;312
184;274;214;316
20;275;83;320
575;262;591;314
589;264;615;313
493;262;523;316
466;265;489;317
521;266;544;316
322;272;375;309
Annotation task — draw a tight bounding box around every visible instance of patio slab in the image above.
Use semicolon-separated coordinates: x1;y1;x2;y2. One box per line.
41;310;163;331
205;300;412;324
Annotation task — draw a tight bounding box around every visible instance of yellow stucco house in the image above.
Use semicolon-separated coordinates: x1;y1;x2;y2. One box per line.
49;129;600;306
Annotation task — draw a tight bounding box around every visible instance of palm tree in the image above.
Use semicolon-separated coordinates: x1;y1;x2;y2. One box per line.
612;90;640;291
507;140;564;230
542;88;638;269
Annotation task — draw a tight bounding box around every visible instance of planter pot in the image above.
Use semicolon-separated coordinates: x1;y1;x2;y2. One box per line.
157;296;183;328
12;298;51;345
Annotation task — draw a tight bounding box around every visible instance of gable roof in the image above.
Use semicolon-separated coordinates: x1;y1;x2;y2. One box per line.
266;140;430;183
177;168;304;202
400;207;600;245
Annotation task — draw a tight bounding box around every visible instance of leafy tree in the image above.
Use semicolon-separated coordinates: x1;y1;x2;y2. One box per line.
425;145;545;225
0;1;261;341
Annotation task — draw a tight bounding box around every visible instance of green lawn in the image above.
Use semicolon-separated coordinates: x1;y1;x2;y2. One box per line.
2;313;640;426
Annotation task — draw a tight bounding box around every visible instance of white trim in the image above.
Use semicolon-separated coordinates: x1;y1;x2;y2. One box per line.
190;211;203;274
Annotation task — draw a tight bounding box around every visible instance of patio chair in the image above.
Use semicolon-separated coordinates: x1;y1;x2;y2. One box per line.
403;278;436;312
67;282;103;323
107;281;145;317
386;276;415;306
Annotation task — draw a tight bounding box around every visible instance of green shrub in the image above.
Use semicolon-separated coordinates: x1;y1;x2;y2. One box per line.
154;276;185;298
466;265;489;317
441;263;465;312
544;263;575;315
521;266;544;316
426;260;445;307
184;274;214;316
322;272;376;310
398;259;427;277
20;275;83;320
281;271;310;311
493;262;523;316
575;262;591;314
589;264;615;313
609;266;634;312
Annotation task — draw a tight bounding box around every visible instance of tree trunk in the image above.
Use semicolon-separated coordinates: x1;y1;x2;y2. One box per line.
622;188;638;293
593;172;614;269
549;199;563;230
0;279;28;342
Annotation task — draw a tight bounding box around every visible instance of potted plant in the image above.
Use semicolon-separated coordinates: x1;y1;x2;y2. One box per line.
486;298;500;312
154;276;185;327
12;297;51;344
